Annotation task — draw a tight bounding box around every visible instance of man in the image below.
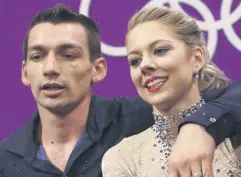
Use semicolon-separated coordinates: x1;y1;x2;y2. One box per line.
0;4;240;177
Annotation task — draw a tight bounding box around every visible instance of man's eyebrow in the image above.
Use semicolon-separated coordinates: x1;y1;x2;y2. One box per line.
27;43;83;52
58;43;83;52
27;45;46;52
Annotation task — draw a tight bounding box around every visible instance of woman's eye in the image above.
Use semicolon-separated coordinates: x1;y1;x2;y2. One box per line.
129;58;142;67
154;48;169;55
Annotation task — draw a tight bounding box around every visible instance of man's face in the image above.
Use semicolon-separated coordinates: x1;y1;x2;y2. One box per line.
22;22;98;114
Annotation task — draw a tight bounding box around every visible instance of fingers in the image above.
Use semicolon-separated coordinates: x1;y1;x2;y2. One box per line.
168;160;192;177
168;124;216;177
169;159;212;177
168;156;180;177
201;158;214;177
190;158;214;177
190;160;202;177
168;168;180;177
179;166;192;177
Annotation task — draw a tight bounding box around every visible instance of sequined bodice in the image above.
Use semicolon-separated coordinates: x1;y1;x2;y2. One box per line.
102;99;241;177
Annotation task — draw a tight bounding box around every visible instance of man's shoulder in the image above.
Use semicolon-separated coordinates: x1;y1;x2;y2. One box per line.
0;138;7;151
0;115;37;157
91;95;153;133
113;96;152;115
0;131;15;148
93;95;152;115
0;136;13;164
0;141;6;168
113;96;148;106
0;130;22;152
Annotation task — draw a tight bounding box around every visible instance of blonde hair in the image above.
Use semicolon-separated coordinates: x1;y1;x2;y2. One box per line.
127;6;229;91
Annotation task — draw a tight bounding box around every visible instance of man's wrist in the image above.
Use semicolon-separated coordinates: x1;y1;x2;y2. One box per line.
205;114;235;146
179;114;236;146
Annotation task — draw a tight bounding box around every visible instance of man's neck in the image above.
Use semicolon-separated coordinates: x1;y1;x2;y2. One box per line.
38;95;92;146
36;94;92;171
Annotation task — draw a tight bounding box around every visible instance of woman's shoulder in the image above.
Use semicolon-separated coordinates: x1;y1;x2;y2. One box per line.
102;127;154;163
105;127;153;156
101;127;154;176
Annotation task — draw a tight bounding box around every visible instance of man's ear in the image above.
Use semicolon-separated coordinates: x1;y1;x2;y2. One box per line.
91;57;107;84
21;60;30;87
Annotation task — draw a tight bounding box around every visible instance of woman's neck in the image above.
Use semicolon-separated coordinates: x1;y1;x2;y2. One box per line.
153;85;202;117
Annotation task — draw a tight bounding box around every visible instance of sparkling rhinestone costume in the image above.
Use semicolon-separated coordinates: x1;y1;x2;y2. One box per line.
102;99;241;177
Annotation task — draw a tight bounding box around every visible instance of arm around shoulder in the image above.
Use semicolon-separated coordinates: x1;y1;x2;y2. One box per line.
180;81;241;145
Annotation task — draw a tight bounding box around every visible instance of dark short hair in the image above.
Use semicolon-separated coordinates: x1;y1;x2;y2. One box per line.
23;3;101;61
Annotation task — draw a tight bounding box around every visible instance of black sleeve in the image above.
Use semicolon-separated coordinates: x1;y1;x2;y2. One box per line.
114;96;154;137
179;81;241;146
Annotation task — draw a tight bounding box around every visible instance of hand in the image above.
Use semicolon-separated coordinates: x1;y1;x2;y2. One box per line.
168;124;216;177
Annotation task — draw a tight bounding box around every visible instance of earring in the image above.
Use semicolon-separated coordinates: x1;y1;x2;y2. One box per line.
193;71;200;80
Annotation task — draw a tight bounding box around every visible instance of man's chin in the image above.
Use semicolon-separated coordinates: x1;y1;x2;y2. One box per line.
38;101;67;113
37;100;79;116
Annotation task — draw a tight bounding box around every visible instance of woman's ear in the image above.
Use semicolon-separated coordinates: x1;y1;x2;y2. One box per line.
192;46;205;72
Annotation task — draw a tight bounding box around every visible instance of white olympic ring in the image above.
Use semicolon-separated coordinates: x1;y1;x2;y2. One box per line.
79;0;241;58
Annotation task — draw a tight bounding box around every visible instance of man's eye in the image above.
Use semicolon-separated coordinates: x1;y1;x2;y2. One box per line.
62;54;76;59
154;48;169;55
31;54;41;60
129;58;142;67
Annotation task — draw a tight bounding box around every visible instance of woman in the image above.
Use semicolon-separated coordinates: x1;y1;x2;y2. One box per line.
101;5;241;177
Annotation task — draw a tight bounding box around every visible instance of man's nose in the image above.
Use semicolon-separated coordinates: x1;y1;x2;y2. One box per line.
43;53;60;77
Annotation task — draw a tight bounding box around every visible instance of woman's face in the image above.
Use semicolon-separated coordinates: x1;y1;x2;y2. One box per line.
126;21;203;110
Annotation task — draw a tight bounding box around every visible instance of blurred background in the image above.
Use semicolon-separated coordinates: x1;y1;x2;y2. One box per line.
0;0;240;139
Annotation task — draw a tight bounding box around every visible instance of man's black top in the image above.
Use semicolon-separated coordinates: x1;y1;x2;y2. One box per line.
0;82;241;177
